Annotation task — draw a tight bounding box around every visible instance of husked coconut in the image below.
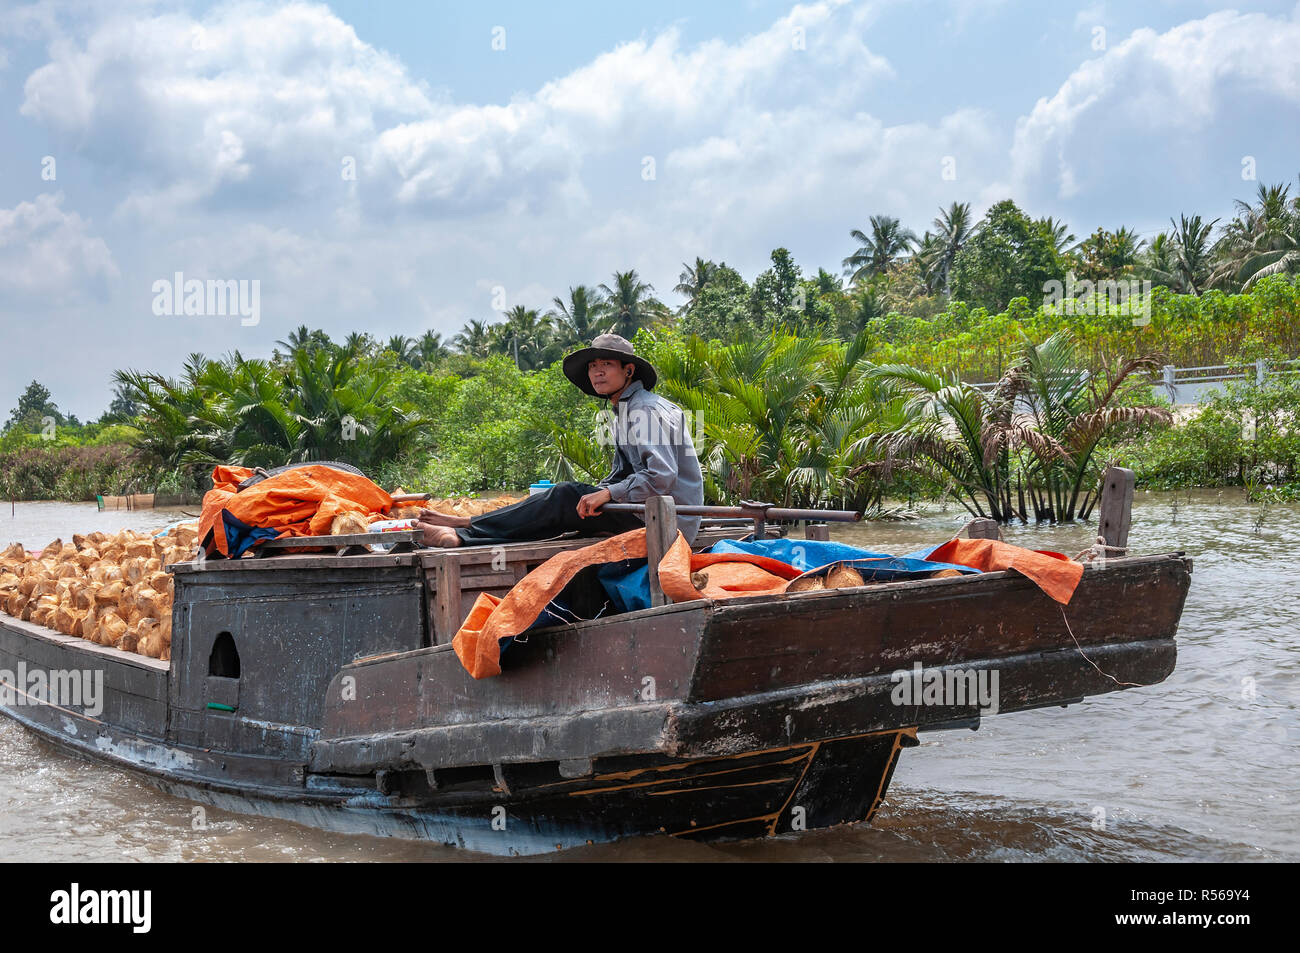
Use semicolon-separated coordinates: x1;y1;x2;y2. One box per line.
930;568;963;578
1;542;26;561
96;613;128;648
786;574;826;593
137;628;163;658
53;604;79;635
74;583;99;610
95;580;126;606
124;539;154;559
133;587;164;617
825;564;864;589
330;511;370;536
122;557;147;584
75;548;101;570
31;595;59;626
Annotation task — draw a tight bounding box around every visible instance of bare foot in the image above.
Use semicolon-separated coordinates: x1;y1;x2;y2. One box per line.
417;508;471;529
416;522;462;547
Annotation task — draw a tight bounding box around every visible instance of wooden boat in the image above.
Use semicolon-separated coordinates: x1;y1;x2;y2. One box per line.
0;474;1191;855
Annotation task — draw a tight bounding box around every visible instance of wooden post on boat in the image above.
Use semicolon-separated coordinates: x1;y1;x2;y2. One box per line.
645;495;677;607
805;522;830;541
1099;466;1136;555
966;518;1001;540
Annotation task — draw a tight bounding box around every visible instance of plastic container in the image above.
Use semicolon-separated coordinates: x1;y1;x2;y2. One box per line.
367;518;418;533
367;517;418;552
529;480;554;497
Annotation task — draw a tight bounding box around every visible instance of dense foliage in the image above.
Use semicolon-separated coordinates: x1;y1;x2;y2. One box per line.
1115;375;1300;491
6;183;1299;508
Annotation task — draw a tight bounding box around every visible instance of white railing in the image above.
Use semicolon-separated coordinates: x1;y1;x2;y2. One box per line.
969;359;1298;404
1160;358;1299;404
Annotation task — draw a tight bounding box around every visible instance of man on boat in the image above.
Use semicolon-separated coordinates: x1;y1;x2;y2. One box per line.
415;333;705;548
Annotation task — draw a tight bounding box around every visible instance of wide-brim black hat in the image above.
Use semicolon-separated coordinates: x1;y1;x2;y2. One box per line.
562;333;658;397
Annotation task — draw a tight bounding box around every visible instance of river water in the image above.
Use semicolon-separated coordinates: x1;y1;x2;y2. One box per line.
0;493;1294;862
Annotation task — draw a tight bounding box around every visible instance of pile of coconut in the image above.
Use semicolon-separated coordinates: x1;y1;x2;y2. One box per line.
423;495;522;517
0;523;199;661
329;495;525;535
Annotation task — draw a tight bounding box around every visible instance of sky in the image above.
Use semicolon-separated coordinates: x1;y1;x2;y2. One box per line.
1;0;1298;419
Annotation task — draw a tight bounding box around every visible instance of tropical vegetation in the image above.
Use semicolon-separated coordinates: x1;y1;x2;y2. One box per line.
4;182;1300;511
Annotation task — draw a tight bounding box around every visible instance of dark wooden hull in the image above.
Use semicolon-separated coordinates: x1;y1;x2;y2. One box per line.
0;550;1192;855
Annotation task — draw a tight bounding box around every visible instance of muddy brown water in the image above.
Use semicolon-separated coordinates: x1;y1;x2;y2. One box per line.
0;493;1294;862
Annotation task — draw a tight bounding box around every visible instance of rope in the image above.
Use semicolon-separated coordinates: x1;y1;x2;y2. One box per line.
0;676;105;725
1074;535;1128;563
1058;604;1144;688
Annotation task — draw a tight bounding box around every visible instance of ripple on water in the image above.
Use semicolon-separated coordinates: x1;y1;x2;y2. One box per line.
0;492;1296;860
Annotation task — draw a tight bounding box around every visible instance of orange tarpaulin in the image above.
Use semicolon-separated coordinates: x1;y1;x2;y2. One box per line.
199;464;393;557
452;528;801;679
926;538;1083;605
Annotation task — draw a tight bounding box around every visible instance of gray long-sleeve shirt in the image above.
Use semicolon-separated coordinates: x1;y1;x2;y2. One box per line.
595;380;705;544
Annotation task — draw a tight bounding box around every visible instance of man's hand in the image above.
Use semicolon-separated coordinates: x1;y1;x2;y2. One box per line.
576;487;613;519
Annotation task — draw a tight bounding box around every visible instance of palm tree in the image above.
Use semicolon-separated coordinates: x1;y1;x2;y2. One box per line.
674;258;718;313
1216;180;1300;289
1140;232;1179;288
870;331;1170;523
495;306;556;371
340;332;375;360
453;320;494;358
1040;217;1077;256
868;364;1022;521
274;325;331;360
1169;214;1219;294
416;331;449;368
1110;227;1145;270
548;285;604;349
385;335;419;368
1002;330;1169;521
842;215;918;284
922;202;974;294
597;270;668;339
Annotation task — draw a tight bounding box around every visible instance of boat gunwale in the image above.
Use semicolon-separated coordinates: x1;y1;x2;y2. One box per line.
0;612;170;673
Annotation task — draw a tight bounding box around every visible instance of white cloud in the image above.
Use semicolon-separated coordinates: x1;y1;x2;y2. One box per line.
8;0;1300;418
20;1;434;219
0;192;118;301
1006;9;1300;203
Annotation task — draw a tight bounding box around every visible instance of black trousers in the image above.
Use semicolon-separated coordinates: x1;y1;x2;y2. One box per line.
453;482;644;547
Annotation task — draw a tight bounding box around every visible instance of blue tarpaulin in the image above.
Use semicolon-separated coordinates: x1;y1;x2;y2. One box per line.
705;537;979;578
221;510;282;558
594;537;980;612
